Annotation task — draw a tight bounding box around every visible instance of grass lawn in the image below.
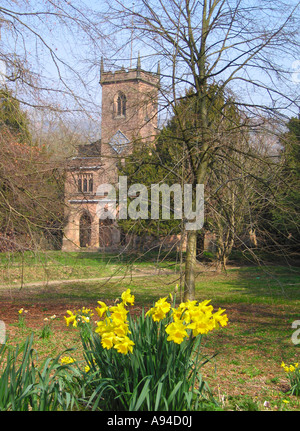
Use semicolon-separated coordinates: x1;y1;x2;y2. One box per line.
0;250;178;286
0;251;300;411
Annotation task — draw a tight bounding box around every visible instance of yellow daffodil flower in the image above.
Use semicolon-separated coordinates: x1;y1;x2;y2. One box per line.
64;310;76;327
121;289;135;306
114;336;135;354
165;320;188;344
101;334;115;350
213;308;228;328
95;301;108;318
60;356;75;365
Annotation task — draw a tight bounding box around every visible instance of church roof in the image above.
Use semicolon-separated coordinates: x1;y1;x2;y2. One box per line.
77;139;102;157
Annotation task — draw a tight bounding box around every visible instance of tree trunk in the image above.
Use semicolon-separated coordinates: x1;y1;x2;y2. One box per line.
183;229;197;301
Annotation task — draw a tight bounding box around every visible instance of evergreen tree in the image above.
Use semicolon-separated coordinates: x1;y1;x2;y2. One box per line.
0;88;31;143
271;116;300;251
117;142;182;241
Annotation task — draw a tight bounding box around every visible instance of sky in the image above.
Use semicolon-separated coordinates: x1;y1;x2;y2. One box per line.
0;0;299;140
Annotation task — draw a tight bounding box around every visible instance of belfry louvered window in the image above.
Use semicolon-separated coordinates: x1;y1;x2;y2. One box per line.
115;92;126;117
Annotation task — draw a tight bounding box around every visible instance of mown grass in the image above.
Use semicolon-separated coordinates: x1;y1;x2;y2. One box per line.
0;250;179;286
1;251;300;411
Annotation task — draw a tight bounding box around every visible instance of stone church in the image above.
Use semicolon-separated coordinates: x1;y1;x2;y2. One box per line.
62;56;160;251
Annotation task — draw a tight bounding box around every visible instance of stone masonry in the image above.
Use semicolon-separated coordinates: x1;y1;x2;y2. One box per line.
62;56;160;251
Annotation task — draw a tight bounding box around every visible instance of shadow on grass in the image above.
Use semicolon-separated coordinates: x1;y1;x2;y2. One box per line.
193;265;300;306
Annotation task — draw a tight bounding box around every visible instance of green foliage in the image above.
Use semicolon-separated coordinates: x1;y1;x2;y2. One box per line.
117;143;182;237
271;116;300;249
0;88;31;143
281;362;300;396
0;334;81;411
283;117;300;174
78;307;217;411
227;395;260;411
117;84;243;244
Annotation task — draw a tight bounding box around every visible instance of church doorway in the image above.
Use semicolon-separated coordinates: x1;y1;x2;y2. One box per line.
79;212;92;247
99;219;113;248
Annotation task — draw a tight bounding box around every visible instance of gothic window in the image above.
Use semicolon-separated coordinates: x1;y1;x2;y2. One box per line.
114;92;126;117
78;177;82;192
79;212;92;248
99;218;113;248
89;177;93;193
78;174;93;194
83;178;88;192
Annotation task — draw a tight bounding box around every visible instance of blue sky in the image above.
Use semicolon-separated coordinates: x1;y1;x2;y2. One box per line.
0;0;299;136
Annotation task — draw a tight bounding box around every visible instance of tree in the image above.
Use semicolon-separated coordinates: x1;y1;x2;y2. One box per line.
0;1;106;116
156;84;250;270
0;1;107;252
0;88;31;142
270;116;300;253
117;143;182;240
0;90;64;251
107;0;300;300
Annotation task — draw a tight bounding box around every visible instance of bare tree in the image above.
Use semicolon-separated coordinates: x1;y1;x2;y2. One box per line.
0;1;109;261
105;0;299;300
0;1;110;119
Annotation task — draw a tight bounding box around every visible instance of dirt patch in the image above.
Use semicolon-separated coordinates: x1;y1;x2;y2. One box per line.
0;296;146;330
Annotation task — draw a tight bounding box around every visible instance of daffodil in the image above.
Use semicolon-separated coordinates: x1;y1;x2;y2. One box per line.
165;320;188;344
60;356;75;365
110;303;128;326
81;307;93;315
95;318;115;335
172;308;184;322
153;307;168;322
146;297;171;322
114;324;129;337
64;310;76;327
155;297;171;314
101;334;115;350
187;316;214;336
95;301;108;318
213;308;228;328
121;289;135;306
114;336;135;354
81;315;90;323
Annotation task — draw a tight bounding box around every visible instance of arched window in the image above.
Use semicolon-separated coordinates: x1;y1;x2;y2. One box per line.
78;174;93;193
83;178;87;192
79;212;92;247
89;177;93;193
115;92;126;117
78;177;82;192
99;218;113;248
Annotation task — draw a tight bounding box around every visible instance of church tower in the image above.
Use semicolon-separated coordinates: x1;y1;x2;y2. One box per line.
62;56;160;251
100;54;160;152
